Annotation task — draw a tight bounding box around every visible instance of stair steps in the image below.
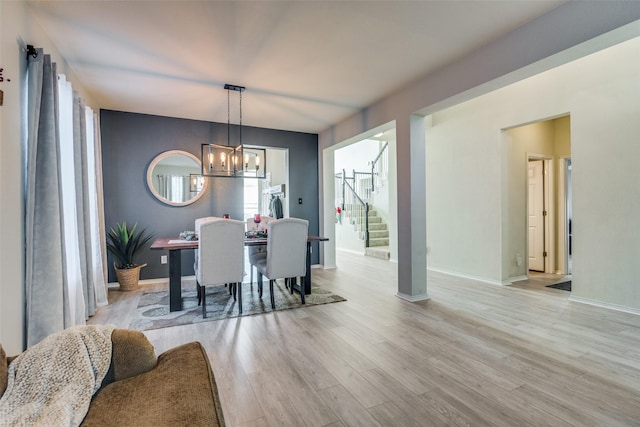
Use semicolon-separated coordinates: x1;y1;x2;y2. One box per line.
365;246;390;260
368;237;389;247
368;230;389;239
344;204;391;258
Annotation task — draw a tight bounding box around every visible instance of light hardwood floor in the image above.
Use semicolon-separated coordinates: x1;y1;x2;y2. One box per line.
90;252;640;426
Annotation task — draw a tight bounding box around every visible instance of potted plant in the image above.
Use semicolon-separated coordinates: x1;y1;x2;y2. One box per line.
106;222;154;291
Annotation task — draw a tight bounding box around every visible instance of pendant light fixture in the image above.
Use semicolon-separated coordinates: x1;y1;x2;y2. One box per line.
201;84;266;178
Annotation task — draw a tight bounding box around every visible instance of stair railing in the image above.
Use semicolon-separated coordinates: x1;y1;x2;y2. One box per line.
335;169;370;247
335;172;344;210
342;176;370;247
370;142;389;193
353;169;373;201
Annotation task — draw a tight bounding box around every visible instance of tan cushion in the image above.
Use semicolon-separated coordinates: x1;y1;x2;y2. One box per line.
82;341;225;426
111;329;157;381
0;345;7;398
100;329;157;388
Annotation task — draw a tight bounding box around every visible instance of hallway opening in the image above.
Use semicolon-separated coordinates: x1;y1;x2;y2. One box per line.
506;115;572;285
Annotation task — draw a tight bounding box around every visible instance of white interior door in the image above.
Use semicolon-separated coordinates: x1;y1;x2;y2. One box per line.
528;160;545;271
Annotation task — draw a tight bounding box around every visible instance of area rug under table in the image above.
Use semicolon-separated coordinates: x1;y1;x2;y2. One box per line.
129;281;346;331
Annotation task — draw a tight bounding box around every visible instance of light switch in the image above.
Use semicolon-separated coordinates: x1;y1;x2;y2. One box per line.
298;197;302;205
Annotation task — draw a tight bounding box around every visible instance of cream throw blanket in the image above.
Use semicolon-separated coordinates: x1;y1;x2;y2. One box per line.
0;324;116;426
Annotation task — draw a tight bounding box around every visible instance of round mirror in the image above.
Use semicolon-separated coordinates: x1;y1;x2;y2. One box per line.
146;150;207;206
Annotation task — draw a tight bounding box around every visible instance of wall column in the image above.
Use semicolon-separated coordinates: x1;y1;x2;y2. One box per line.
396;114;428;301
320;147;336;269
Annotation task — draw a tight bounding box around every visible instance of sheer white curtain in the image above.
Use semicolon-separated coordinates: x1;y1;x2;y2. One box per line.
157;174;188;202
58;74;85;325
25;55;108;346
170;175;186;202
85;107;108;306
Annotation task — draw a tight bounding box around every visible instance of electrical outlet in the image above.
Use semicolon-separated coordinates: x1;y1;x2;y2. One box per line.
161;255;168;264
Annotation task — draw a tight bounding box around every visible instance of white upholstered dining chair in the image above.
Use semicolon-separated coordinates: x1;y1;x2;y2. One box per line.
254;217;309;309
195;217;245;317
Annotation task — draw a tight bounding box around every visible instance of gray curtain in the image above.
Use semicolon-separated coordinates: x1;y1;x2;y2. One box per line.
25;51;69;346
25;51;107;346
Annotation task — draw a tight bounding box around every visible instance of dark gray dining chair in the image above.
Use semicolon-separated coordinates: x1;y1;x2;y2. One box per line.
195;217;245;317
246;215;274;285
254;217;309;309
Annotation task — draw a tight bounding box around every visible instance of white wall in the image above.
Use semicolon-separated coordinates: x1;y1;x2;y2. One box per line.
426;107;503;282
334;139;379;174
319;3;640;301
426;36;640;310
570;42;640;309
334;221;364;254
0;0;96;353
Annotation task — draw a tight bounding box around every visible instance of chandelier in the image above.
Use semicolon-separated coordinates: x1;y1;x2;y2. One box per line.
201;84;266;178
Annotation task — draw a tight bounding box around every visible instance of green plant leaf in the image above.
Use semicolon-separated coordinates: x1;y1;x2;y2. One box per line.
106;222;154;269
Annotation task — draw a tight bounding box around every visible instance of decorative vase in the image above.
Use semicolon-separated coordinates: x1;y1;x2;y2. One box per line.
114;262;147;291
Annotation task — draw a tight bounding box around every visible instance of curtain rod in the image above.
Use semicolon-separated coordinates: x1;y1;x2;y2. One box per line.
26;45;38;59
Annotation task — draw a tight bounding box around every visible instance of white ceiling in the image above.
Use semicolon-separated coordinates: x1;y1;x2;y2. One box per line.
27;1;565;134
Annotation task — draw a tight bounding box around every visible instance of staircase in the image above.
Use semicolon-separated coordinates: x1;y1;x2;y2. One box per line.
348;205;390;259
335;141;391;260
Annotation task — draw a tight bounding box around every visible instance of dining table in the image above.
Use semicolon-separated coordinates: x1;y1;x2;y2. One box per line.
150;235;329;311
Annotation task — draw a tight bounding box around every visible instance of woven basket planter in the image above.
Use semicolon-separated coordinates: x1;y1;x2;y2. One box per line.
114;263;147;291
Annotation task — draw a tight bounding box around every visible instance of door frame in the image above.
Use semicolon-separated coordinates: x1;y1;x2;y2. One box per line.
557;156;572;275
526;153;554;275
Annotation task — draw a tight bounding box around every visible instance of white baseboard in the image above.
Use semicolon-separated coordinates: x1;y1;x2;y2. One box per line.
508;275;529;283
427;267;506;286
182;276;197;286
320;264;338;270
569;295;640;316
336;248;365;256
396;292;430;302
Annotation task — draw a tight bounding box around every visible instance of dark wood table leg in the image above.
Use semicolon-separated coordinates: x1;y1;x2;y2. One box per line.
304;241;312;295
169;248;182;311
292;241;313;296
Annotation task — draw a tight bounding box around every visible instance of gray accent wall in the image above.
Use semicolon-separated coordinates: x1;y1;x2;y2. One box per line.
101;110;318;281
